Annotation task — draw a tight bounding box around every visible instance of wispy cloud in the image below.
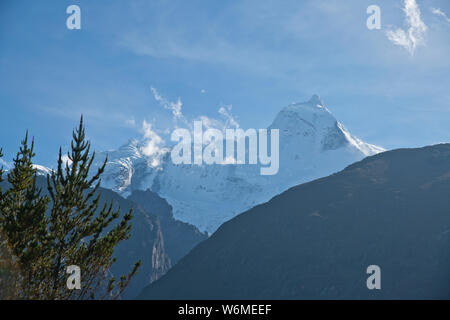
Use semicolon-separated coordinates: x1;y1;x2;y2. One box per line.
150;87;183;119
149;87;239;133
431;7;450;24
386;0;427;56
218;105;239;129
143;87;241;150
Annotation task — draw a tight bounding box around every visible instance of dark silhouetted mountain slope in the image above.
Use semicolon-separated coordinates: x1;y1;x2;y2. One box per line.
139;144;450;299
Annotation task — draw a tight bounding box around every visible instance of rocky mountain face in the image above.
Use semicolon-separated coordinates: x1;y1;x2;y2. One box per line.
97;187;171;299
139;144;450;299
127;189;207;265
94;95;384;233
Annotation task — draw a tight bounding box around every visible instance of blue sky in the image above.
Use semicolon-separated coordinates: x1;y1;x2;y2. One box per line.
1;0;449;167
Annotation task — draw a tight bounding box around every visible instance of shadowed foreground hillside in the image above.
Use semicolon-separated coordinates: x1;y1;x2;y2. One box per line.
139;144;450;299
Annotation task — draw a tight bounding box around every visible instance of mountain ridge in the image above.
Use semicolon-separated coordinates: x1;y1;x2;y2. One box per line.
138;143;450;299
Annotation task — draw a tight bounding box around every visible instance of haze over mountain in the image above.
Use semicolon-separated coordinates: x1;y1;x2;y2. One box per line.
139;144;450;299
92;95;384;233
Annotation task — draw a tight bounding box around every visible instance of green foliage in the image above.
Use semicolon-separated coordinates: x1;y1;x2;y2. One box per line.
0;149;19;299
0;133;49;298
0;147;3;184
0;236;19;299
0;117;140;300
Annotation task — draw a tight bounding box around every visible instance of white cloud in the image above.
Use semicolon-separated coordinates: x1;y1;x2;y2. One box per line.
147;87;241;147
386;0;427;56
140;120;165;158
218;105;239;129
149;86;238;134
194;105;240;135
431;7;450;24
151;87;183;119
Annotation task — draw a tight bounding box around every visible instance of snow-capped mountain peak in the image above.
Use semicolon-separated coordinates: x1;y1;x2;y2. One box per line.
295;94;326;108
272;94;336;133
33;164;53;176
272;95;383;157
1;159;52;177
90;95;384;233
308;94;325;107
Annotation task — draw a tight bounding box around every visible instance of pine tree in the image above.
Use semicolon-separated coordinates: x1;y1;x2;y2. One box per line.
0;118;140;299
0;134;49;299
0;147;3;186
0;234;19;299
0;147;3;213
0;148;18;299
44;116;140;299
